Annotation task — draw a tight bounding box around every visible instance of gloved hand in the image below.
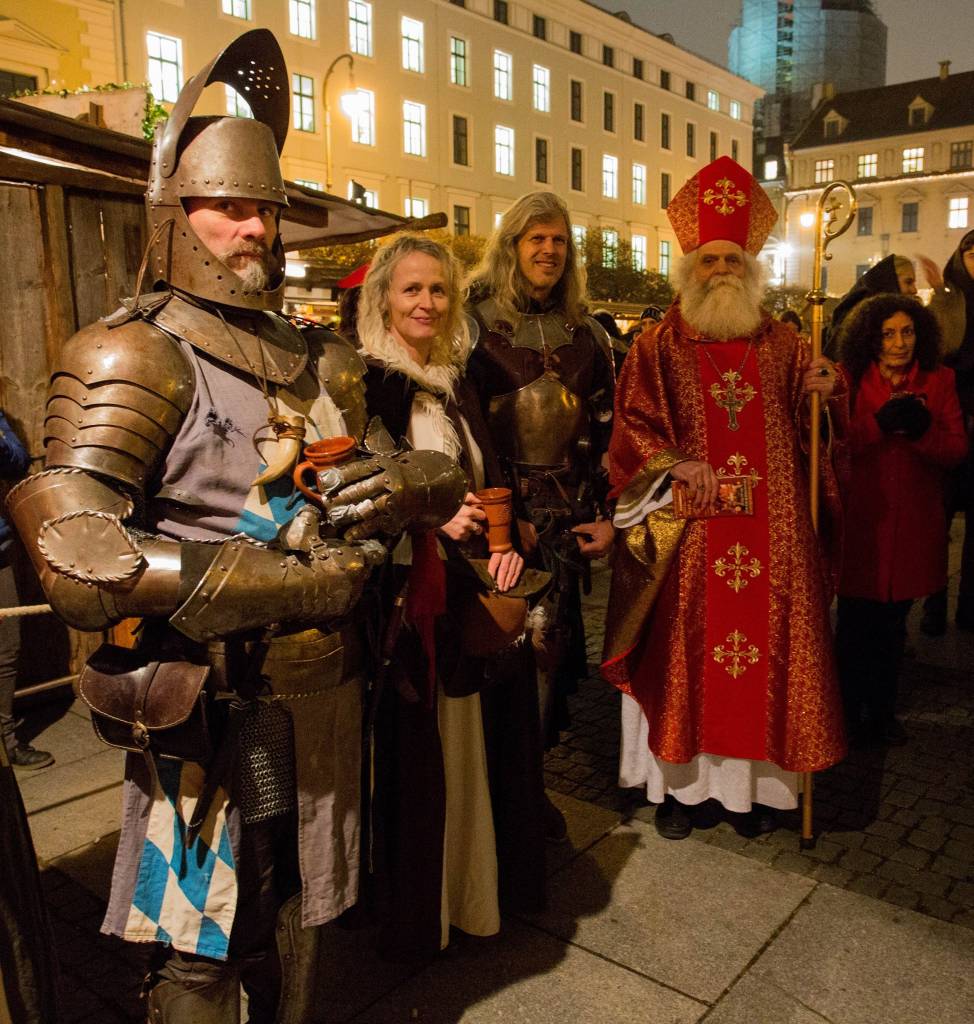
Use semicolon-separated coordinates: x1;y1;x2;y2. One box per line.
874;394;931;440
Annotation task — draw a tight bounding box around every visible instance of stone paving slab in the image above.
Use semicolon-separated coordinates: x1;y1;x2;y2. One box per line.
708;884;974;1024
529;817;815;1004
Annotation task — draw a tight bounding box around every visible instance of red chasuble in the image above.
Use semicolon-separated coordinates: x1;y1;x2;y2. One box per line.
602;304;847;773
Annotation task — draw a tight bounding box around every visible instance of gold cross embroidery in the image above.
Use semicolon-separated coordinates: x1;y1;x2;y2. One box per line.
712;630;761;679
722;452;763;488
713;543;763;593
709;370;756;431
702;176;749;217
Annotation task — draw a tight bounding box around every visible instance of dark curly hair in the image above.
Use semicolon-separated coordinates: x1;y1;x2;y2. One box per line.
837;293;942;399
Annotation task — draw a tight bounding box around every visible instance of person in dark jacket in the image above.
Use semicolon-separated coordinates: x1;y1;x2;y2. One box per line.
835;295;968;746
0;411;52;768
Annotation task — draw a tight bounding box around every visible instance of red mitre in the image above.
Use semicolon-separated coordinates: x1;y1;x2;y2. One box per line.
666;156;777;255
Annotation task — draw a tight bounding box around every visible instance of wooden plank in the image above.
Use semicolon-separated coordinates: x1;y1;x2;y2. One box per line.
100;194;147;309
38;185;77;371
66;192;112;328
0;151;144;196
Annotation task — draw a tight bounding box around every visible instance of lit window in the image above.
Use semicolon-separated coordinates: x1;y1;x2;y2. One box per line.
764;158;778;180
349;89;374;146
289;0;315;39
814;159;834;184
347;183;377;206
348;1;372;57
632;163;646;205
450;37;468;87
902;147;924;173
225;84;253;118
730;100;741;120
292;74;315;132
494;125;514;175
659;240;671;277
572;224;587;257
404;197;428;218
494;211;505;227
707;89;719;111
602;229;618;268
858;152;878;178
602;154;618;199
532;65;550;113
401;17;424;73
493;50;512;101
949;196;969;230
146;32;182;103
403;101;426;156
632;234;647;271
222;0;250;18
295;178;321;190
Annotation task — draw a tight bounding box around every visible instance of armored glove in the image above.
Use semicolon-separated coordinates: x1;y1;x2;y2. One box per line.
874;394;931;440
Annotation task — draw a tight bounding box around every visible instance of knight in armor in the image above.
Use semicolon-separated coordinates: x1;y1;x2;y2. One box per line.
7;30;464;1023
465;192;616;835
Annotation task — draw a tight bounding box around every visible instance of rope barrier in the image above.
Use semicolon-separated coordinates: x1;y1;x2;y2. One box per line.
0;603;53;619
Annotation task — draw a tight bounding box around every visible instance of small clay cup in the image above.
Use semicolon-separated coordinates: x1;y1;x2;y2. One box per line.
293;436;357;506
475;487;513;553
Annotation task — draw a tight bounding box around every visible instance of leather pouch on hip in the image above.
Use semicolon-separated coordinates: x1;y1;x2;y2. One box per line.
78;643;211;763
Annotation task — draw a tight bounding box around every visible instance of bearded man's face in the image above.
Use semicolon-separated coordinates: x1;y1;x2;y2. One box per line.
185;196;280;294
679;240;764;341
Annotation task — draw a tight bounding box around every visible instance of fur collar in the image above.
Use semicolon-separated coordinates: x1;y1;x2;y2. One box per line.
357;322;470;400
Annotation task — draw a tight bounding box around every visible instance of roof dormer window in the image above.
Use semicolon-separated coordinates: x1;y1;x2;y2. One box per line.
823;111;846;139
908;96;934;127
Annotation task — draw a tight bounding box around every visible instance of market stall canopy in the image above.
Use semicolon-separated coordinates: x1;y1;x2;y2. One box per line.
0;98;444;247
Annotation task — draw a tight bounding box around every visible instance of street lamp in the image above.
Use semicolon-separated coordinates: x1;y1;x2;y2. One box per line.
323;52;365;192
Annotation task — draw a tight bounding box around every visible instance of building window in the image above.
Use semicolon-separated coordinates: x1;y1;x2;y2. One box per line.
225;85;253;117
493;51;512;101
294;177;321;190
222;0;250;18
685;81;695;101
603;92;614;132
710;131;718;161
661;112;670;149
569;30;582;55
289;0;315;39
449;0;465;5
572;224;587;256
570;80;583;122
454;205;471;235
731;139;739;161
660;69;670;90
659;240;671;277
814;159;834;184
401;17;424;73
146;32;182;103
707;89;720;112
633;57;644;80
452;115;469;166
602;228;618;267
450;37;468;87
602;155;618;199
902;147;924;173
404;197;428;218
532;14;546;39
910;106;926;127
632;162;646;205
602;45;614;68
347;183;377;206
857;207;873;236
533;65;550;112
634;102;645;142
661;172;670;209
291;73;315;132
949;197;969;230
493;0;508;25
348;1;372;57
763;158;778;180
901;201;919;233
535;137;549;183
403;101;426;156
950;141;973;170
855;263;871;281
349;89;374;145
857;152;878;178
0;70;36;97
632;234;647;271
730;100;741;120
571;147;583;192
495;125;515;175
824;119;839;140
686;122;695;158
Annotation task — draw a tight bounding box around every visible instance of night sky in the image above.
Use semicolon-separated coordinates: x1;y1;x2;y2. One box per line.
601;1;974;86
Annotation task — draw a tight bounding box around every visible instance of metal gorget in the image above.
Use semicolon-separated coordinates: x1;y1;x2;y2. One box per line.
488;372;586;470
475;297;575;353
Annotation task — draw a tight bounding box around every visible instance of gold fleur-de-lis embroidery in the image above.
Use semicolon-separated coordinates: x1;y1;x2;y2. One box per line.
712;630;761;678
713;542;763;593
702;176;749;217
721;452;763;488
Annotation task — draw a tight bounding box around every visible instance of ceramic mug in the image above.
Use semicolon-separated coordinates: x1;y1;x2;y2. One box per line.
293;436;358;506
474;487;514;553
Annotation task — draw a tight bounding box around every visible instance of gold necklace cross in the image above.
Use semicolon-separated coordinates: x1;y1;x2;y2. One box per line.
709;370;756;431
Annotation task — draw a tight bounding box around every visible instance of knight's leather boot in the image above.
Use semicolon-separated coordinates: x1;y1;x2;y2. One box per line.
273;892;322;1024
146;952;241;1024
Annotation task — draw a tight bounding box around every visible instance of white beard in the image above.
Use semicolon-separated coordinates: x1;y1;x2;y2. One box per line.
218;244;272;294
680;274;763;340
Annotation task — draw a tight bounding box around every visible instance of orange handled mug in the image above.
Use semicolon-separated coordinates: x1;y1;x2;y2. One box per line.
293;436;358;507
474;487;513;553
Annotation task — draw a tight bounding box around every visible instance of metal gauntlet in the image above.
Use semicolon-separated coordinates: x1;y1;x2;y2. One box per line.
320;449;467;540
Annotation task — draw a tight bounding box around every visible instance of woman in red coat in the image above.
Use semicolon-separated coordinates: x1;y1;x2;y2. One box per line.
836;295;968;746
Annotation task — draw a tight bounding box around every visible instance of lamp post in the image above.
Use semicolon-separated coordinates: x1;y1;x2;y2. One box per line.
323;52;362;193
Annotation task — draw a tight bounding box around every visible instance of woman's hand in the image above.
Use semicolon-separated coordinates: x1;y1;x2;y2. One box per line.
670;459;720;512
572;519;615;558
439;492;486;542
917;254;944;291
488;549;524;592
803;356;837;398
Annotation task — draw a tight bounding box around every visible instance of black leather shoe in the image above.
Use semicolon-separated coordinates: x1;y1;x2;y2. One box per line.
7;742;54;770
543;794;569;843
654;796;692;840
